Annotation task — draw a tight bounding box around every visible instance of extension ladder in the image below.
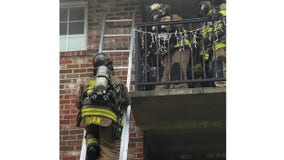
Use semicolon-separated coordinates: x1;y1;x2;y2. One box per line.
80;12;135;160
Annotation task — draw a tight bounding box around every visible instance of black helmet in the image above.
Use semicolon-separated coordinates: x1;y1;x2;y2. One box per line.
92;53;113;70
212;0;224;7
199;1;211;16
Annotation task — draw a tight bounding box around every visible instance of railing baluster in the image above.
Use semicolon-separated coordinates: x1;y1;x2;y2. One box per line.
189;23;195;81
144;26;148;85
201;21;207;79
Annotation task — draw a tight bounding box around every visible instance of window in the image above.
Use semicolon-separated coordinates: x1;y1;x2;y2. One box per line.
60;1;87;52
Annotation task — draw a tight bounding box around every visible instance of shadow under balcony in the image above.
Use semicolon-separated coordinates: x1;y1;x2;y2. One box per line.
130;87;226;131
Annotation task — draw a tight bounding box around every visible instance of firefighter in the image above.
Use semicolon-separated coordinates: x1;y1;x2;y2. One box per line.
199;0;226;87
146;3;191;90
76;53;130;160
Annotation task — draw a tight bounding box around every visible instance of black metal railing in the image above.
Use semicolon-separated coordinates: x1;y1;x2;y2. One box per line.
134;17;226;91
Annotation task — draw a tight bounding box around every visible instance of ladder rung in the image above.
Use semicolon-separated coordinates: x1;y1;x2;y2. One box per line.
114;66;128;69
102;50;130;53
104;34;131;37
106;19;132;22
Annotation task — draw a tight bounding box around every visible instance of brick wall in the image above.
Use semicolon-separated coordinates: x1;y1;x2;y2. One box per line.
60;0;144;160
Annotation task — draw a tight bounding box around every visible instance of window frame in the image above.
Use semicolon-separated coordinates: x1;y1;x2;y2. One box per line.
60;1;88;52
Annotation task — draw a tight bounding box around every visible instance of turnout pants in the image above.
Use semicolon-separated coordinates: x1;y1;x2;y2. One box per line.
212;47;226;87
86;125;120;160
155;49;190;90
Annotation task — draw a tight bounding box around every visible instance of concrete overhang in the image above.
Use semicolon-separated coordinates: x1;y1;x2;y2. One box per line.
130;87;226;131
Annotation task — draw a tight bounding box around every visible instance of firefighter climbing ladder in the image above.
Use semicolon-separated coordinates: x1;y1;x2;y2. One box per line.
80;12;135;160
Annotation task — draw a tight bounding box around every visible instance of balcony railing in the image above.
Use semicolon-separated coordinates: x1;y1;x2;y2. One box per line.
134;17;226;91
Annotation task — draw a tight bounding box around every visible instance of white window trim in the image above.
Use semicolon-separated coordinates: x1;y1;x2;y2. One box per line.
60;1;88;52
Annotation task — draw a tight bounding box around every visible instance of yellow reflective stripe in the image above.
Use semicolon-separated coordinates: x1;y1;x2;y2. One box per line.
194;63;202;71
200;50;209;61
220;10;226;16
214;42;226;51
87;80;96;95
82;112;117;122
160;51;167;56
162;25;171;31
82;110;117;120
82;107;118;122
214;23;223;31
82;107;117;118
208;9;226;16
184;39;191;48
174;39;191;48
208;9;213;15
86;138;98;145
202;26;213;36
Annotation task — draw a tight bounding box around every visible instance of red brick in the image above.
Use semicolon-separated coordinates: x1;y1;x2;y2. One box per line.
130;132;136;138
67;140;82;146
81;64;93;68
71;109;79;114
74;69;86;73
86;68;93;72
67;64;80;68
60;120;70;125
64;105;76;110
63;115;76;120
62;135;76;140
71;99;78;104
62;156;76;160
60;110;70;115
137;142;144;147
76;134;83;140
60;99;71;104
128;142;137;148
60;146;74;152
75;145;82;150
137;153;143;158
60;60;73;65
64;95;77;99
60;141;67;146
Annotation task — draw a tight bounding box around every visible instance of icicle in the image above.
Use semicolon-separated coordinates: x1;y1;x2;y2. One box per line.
149;33;155;48
192;31;198;48
141;32;145;50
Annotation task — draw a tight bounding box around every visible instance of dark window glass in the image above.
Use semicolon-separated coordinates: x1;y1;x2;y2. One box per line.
60;8;68;22
69;7;85;21
69;22;84;34
60;23;67;35
60;0;81;2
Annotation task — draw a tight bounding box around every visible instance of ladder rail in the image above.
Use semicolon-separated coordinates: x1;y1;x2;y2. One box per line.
98;13;106;53
102;49;130;53
119;12;135;160
106;19;132;22
79;130;86;160
104;34;131;37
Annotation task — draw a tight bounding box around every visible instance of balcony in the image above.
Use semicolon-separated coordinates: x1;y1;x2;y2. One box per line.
131;17;226;128
130;17;226;159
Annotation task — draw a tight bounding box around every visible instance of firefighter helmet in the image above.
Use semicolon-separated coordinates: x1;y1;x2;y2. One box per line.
199;1;211;16
92;53;113;70
147;3;172;21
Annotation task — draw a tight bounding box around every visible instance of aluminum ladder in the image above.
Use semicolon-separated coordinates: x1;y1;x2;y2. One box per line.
80;12;135;160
